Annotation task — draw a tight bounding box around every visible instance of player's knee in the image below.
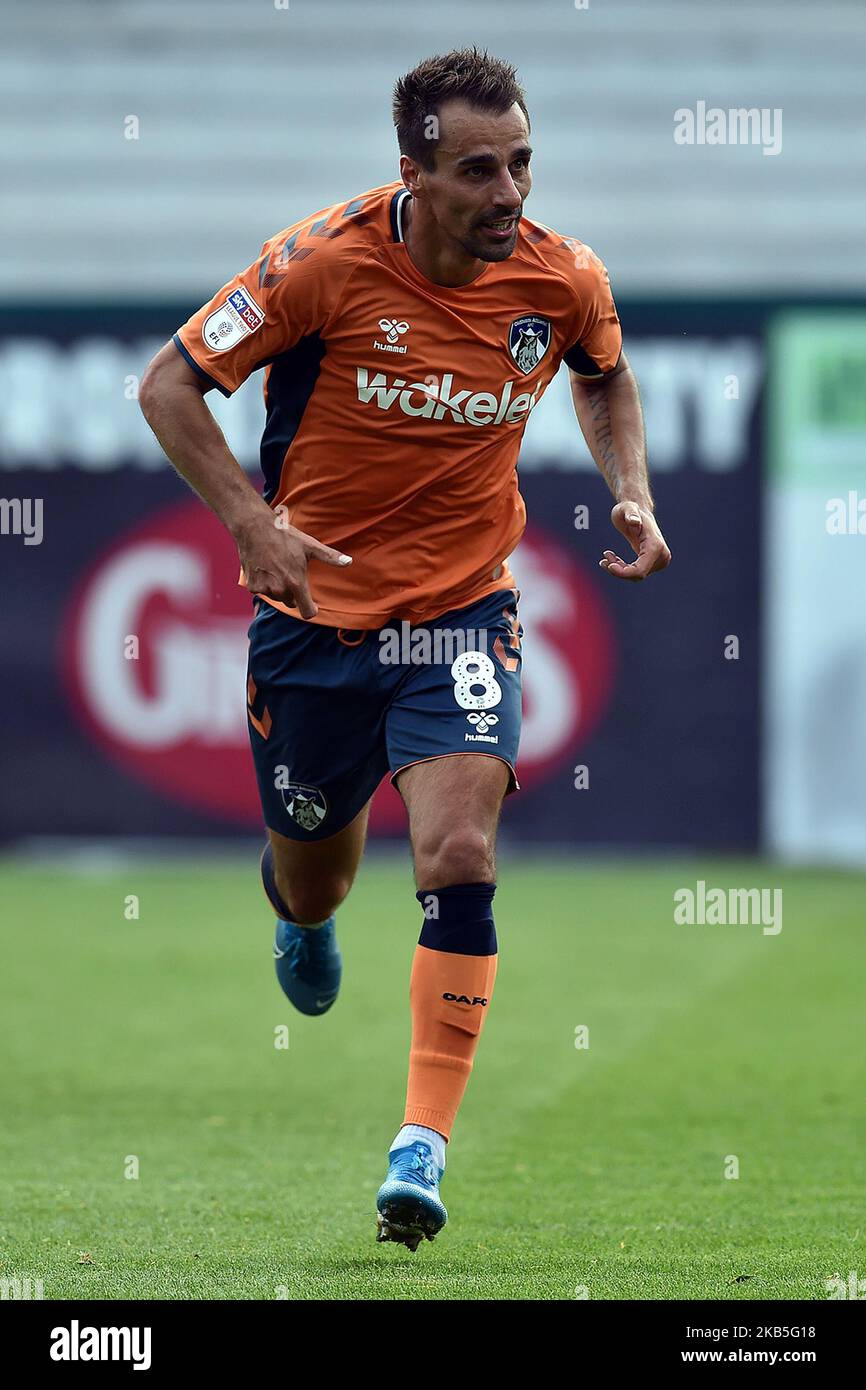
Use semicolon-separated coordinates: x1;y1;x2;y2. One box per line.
413;824;495;888
275;869;351;925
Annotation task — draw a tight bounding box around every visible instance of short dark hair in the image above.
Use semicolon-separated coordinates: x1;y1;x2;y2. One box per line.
393;47;529;171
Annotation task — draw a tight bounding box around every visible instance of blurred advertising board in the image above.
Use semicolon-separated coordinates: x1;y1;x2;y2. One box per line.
0;304;762;847
765;311;866;866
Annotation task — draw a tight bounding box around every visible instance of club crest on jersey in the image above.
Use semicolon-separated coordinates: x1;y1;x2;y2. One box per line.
508;315;552;375
202;287;265;352
281;783;328;832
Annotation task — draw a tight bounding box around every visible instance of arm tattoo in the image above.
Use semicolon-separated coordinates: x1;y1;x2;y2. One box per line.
585;384;617;484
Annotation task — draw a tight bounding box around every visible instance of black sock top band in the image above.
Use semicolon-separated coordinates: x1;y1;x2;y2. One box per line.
416;882;497;955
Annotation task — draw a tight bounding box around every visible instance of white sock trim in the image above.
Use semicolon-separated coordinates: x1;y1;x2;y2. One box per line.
391;1123;447;1170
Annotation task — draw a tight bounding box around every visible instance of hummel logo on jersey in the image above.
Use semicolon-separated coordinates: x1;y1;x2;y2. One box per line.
373;318;410;355
379;318;409;343
356;368;542;427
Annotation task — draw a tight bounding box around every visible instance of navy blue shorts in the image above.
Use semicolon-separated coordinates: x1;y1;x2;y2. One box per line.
246;587;523;839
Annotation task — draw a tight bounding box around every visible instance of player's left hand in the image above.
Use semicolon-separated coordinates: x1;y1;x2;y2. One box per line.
600;502;671;582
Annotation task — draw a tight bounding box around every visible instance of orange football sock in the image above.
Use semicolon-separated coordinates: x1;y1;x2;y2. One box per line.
403;883;498;1141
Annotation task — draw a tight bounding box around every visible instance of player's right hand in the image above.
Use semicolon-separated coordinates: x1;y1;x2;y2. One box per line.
234;508;352;619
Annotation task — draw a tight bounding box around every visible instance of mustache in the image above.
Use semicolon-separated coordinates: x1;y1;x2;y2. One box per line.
475;207;522;226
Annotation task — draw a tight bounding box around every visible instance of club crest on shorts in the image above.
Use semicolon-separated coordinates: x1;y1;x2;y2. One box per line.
508;315;551;374
281;783;328;832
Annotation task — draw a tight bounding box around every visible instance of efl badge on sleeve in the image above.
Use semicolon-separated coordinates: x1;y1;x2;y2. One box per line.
202;287;265;352
508;315;552;375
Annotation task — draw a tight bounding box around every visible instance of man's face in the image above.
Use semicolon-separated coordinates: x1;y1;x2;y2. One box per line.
410;99;532;262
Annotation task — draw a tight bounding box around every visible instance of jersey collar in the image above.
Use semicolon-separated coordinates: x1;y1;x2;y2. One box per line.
390;188;411;242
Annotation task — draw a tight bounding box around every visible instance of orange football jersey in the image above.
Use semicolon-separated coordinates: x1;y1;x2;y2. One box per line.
174;181;622;627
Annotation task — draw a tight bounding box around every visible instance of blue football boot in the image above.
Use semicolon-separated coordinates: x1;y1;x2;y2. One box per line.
273;915;341;1016
376;1141;448;1251
261;843;342;1016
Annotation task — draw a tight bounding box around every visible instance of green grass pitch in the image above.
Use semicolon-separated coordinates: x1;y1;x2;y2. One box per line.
1;854;863;1301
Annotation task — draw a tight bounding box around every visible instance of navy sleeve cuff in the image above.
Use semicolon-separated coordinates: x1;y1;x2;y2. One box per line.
172;333;233;398
563;340;623;379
